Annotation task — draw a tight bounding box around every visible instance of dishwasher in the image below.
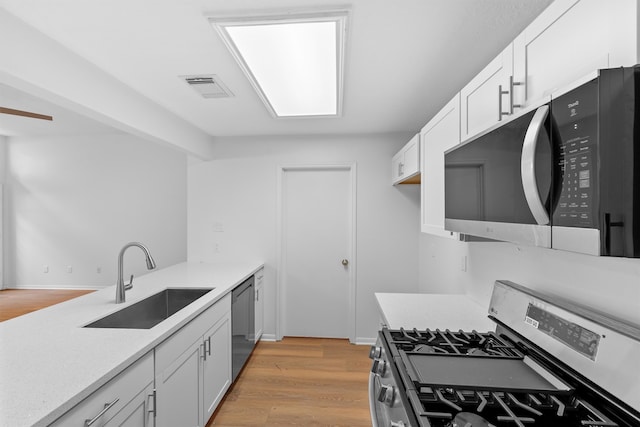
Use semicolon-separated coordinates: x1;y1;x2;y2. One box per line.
231;275;255;381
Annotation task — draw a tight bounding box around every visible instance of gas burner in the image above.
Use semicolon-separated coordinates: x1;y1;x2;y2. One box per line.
448;412;494;427
386;328;523;358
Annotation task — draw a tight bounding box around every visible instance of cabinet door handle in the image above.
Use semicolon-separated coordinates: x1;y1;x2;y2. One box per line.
84;398;119;426
206;336;212;357
256;289;260;302
498;84;509;121
510;75;524;114
148;388;157;417
201;342;207;361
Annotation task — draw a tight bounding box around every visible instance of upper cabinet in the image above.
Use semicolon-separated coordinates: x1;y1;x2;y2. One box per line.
460;44;514;141
392;133;421;185
513;0;638;108
419;0;639;237
421;94;460;239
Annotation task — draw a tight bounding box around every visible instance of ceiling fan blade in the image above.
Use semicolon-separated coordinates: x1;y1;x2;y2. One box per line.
0;106;53;121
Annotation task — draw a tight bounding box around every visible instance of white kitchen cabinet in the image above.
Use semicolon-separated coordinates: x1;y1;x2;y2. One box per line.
155;294;231;427
50;352;155;427
420;93;460;239
391;133;420;185
202;314;231;422
254;267;264;343
460;44;514;141
513;0;638;108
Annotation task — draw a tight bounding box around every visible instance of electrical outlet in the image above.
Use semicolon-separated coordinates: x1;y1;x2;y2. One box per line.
460;256;467;272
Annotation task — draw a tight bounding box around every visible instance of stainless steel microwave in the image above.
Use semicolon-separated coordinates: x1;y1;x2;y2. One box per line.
444;66;640;257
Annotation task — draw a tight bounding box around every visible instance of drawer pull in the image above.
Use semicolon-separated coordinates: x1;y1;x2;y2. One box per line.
84;398;119;426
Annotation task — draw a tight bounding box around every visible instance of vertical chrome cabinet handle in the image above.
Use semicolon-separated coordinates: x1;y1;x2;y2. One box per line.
84;398;119;426
521;105;550;225
498;84;509;121
206;336;212;357
510;76;524;114
148;389;157;416
201;342;207;361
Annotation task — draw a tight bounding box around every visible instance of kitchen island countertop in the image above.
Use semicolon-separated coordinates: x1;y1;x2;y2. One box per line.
0;261;263;427
375;292;496;331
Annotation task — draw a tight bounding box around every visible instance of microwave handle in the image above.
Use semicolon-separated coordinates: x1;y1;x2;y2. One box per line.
521;105;550;225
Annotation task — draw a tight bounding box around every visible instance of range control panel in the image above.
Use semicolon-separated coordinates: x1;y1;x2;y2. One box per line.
525;303;600;361
552;78;598;228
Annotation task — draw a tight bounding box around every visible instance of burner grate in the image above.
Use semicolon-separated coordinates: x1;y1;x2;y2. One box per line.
406;387;619;427
387;328;523;358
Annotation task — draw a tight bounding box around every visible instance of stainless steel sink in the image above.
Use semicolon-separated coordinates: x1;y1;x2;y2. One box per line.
85;288;214;329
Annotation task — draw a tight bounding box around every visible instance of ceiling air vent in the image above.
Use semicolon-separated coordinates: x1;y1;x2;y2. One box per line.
181;75;233;98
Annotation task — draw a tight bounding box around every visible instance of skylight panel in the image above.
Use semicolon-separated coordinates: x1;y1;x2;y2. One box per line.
211;12;347;118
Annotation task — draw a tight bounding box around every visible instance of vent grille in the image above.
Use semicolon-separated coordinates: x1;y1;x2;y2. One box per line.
181;75;233;98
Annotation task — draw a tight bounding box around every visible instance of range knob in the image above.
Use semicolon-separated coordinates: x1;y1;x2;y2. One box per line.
377;384;395;406
390;421;406;427
369;346;382;359
374;359;387;376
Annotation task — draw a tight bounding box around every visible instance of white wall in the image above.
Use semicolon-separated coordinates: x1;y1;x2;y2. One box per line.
419;234;640;327
4;132;188;289
188;134;420;343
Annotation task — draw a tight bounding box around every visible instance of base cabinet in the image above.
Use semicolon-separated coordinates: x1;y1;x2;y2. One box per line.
202;315;232;422
155;294;231;427
50;352;155;427
254;268;264;342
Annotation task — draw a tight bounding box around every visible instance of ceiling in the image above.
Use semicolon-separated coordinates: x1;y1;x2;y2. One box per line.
0;0;553;138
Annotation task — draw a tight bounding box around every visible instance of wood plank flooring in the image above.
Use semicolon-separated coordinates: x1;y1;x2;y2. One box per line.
207;337;373;427
0;290;374;426
0;289;94;322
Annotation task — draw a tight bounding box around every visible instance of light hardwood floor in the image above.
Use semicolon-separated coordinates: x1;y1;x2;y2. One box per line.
208;337;372;427
0;289;374;426
0;289;94;322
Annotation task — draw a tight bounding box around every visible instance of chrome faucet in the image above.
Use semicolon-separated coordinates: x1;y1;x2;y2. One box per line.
115;242;157;304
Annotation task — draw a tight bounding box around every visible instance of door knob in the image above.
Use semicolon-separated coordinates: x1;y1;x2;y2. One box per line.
341;259;349;266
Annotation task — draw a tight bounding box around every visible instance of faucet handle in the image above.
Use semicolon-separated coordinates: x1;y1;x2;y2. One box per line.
125;274;134;291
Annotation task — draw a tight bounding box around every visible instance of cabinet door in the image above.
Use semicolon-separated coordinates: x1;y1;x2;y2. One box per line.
513;0;637;107
155;338;203;427
104;383;155;427
421;93;460;239
254;268;264;342
402;134;420;179
460;44;513;140
202;314;232;423
391;151;404;183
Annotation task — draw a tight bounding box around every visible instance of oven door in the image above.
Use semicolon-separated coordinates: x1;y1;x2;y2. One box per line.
444;100;554;248
369;336;413;427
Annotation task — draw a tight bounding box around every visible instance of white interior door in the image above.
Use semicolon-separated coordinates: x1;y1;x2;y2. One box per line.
279;165;354;340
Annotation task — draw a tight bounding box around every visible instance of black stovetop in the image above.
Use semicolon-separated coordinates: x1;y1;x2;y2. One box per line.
381;327;626;427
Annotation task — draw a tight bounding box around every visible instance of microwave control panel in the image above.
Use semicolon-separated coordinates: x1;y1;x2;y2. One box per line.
553;79;598;228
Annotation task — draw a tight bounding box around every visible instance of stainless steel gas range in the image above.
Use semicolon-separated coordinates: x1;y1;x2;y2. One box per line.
369;281;640;427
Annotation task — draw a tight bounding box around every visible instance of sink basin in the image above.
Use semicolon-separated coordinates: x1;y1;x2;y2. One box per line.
85;288;214;329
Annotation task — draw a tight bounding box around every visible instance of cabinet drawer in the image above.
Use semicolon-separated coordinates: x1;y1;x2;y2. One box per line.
50;351;154;426
155;293;231;373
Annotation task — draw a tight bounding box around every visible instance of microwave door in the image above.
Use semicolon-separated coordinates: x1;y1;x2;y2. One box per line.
444;103;553;248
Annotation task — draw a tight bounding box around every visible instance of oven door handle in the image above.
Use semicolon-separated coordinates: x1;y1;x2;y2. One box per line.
368;372;381;427
521;104;550;225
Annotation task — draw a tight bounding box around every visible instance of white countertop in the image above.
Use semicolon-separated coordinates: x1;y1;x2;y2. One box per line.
0;261;263;427
375;293;496;331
